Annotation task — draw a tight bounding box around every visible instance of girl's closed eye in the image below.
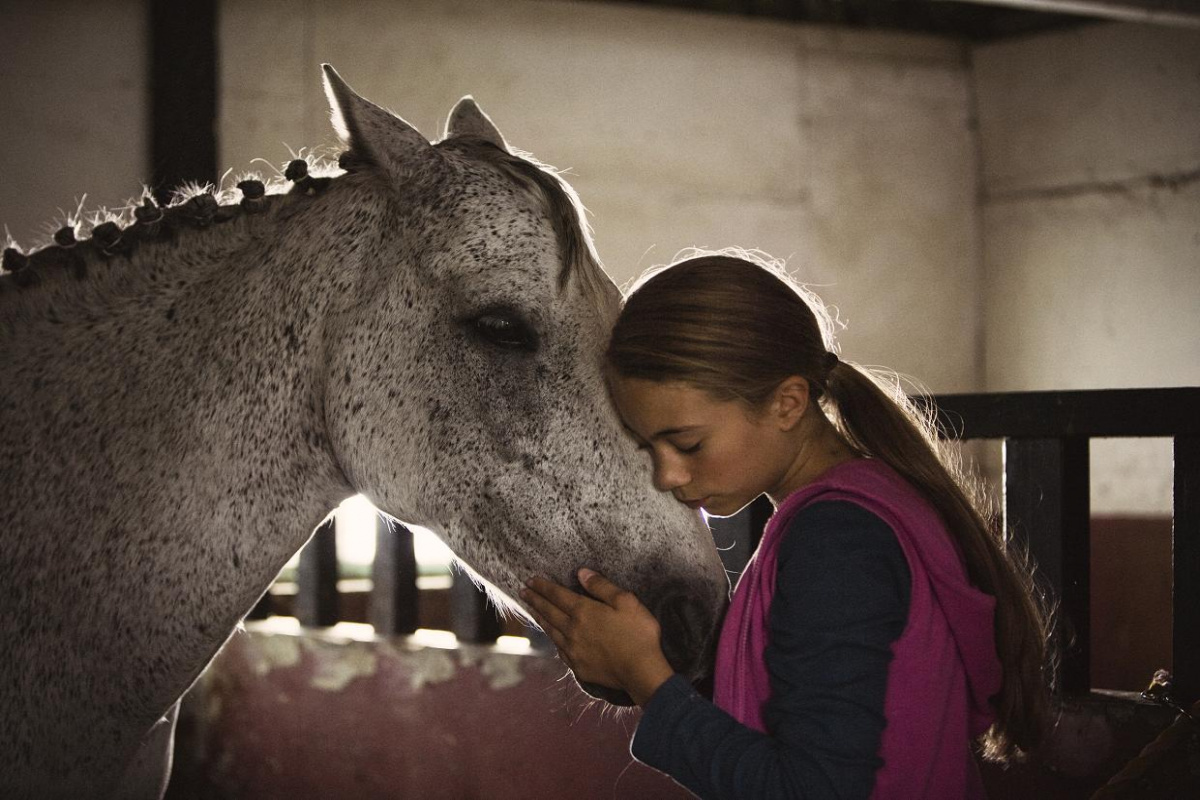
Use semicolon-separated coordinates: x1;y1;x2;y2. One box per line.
675;441;702;455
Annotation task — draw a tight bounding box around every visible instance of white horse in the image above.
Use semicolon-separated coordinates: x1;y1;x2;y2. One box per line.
0;66;728;798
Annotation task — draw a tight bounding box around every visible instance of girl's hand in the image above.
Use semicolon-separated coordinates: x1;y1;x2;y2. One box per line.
521;568;674;706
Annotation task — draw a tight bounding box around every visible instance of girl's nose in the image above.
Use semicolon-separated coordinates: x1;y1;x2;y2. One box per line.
652;453;689;493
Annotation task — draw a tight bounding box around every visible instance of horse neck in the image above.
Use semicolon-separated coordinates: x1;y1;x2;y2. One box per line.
4;200;324;334
1;185;372;546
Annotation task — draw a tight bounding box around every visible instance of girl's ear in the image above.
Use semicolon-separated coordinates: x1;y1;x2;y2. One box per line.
772;376;811;432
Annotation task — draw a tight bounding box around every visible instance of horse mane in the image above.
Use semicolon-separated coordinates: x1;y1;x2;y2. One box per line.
0;155;343;307
2;139;617;320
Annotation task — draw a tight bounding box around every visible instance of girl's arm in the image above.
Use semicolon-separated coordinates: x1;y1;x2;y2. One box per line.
524;501;910;800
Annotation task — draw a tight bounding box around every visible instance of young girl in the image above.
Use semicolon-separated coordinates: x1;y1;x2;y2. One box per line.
521;252;1051;798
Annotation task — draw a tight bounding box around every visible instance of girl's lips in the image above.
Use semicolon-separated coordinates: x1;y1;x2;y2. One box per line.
683;497;707;510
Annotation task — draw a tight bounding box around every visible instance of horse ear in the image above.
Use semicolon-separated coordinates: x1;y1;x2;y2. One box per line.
322;64;431;175
444;97;509;153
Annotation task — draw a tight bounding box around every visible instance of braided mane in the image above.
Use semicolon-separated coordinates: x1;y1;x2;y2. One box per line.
2;143;611;317
0;156;344;298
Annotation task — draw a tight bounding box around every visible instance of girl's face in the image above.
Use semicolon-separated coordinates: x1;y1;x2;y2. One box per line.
608;377;796;517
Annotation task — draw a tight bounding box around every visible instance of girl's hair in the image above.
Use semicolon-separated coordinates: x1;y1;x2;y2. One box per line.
607;250;1052;761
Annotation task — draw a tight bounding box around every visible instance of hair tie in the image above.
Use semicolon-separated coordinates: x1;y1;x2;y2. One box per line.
823;351;839;374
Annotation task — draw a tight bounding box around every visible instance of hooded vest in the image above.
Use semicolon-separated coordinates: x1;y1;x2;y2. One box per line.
713;459;1001;798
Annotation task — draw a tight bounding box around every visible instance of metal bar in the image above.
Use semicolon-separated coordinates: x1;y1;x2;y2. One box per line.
922;388;1200;441
1174;435;1200;703
932;0;1200;28
369;517;419;635
1005;437;1092;694
149;0;219;203
450;573;504;644
296;520;339;627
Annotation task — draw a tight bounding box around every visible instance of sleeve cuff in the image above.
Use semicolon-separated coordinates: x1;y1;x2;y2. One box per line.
631;673;702;767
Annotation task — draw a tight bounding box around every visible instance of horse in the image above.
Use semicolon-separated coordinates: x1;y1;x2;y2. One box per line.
0;66;729;799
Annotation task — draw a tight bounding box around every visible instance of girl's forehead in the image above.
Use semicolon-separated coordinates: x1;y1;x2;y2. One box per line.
610;377;732;430
611;377;704;406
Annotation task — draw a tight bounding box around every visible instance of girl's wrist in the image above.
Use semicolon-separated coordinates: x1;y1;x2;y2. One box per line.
628;656;675;707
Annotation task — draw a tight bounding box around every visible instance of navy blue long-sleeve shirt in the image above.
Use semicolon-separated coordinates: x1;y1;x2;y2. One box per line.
631;501;912;799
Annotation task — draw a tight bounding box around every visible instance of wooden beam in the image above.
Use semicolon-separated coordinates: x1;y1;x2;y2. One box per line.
369;518;420;635
149;0;218;204
1174;435;1200;703
922;388;1200;441
296;520;340;627
1004;437;1092;694
450;573;504;644
932;0;1200;27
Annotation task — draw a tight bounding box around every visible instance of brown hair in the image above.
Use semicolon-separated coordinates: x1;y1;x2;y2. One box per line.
607;251;1052;761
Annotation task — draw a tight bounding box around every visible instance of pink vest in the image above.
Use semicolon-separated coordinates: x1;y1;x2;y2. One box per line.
713;459;1001;798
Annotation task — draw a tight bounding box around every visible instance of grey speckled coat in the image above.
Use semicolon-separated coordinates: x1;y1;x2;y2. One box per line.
0;67;728;799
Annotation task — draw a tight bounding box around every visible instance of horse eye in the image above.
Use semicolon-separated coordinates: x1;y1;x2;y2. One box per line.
471;312;537;351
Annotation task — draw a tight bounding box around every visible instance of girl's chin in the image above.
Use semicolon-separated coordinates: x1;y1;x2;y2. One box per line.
700;499;733;518
703;496;757;519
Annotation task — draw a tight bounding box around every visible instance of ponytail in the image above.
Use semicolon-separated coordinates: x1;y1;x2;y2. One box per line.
823;360;1053;759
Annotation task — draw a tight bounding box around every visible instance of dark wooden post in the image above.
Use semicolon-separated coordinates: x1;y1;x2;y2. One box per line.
246;591;273;620
149;0;218;203
450;573;504;644
1004;436;1091;694
370;517;420;635
1174;434;1200;703
296;519;340;627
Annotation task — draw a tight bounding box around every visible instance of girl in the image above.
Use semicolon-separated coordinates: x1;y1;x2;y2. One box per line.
521;252;1051;798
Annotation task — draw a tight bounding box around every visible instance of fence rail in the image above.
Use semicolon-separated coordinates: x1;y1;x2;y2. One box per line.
256;386;1199;703
924;387;1199;702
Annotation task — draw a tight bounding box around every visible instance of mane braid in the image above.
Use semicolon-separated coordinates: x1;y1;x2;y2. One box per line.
0;158;345;308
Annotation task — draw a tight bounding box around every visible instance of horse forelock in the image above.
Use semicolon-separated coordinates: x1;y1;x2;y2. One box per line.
435;137;618;320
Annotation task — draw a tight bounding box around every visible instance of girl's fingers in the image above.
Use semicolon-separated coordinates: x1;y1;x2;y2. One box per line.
520;581;575;633
527;607;567;653
526;577;586;613
577;568;627;606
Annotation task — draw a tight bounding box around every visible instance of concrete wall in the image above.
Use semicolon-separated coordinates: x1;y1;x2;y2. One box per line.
972;22;1200;514
219;0;982;393
0;0;147;248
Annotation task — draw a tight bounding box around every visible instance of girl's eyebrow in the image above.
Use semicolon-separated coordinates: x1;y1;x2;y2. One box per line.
650;425;701;441
621;422;703;442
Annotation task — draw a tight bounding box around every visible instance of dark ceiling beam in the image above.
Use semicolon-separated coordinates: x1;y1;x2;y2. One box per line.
932;0;1200;27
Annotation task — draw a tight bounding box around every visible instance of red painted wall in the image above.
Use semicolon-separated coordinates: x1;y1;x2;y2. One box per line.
167;625;693;799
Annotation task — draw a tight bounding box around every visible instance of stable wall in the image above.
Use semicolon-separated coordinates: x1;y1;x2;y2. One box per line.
218;0;983;394
972;22;1200;516
0;0;147;248
0;0;985;393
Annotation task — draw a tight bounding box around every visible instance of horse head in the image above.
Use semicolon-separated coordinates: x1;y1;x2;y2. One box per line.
319;67;729;701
